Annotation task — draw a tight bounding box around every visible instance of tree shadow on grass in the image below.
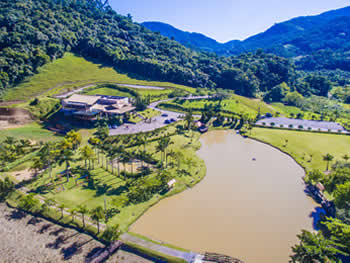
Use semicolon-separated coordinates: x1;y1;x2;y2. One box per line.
106;185;127;196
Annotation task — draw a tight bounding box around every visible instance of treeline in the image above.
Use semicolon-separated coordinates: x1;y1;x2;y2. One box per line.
1;0;303;99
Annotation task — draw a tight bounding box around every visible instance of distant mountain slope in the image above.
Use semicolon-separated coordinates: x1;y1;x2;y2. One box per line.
142;22;225;53
143;6;350;58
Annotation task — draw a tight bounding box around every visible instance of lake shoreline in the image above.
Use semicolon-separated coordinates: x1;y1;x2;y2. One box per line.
131;130;316;262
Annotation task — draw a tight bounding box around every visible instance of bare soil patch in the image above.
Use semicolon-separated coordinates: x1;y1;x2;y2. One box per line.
0;108;33;130
9;169;36;182
0;203;104;263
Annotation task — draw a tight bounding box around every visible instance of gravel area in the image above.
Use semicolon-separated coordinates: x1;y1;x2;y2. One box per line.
0;204;169;263
0;203;107;263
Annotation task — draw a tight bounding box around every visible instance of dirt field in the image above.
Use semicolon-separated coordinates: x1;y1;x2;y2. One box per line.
9;169;36;182
0;204;156;263
0;107;33;130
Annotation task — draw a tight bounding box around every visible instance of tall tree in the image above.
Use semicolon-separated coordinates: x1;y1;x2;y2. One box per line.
290;230;345;263
78;205;89;228
90;206;104;234
323;153;334;171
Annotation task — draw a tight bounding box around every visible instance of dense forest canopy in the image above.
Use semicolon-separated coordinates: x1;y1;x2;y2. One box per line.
144;7;350;72
0;0;346;102
0;0;309;100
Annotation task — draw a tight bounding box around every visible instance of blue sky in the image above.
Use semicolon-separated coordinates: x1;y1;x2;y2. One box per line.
110;0;349;43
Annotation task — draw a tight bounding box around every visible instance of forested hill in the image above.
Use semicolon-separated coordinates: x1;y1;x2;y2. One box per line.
0;0;301;100
141;22;225;54
143;6;350;71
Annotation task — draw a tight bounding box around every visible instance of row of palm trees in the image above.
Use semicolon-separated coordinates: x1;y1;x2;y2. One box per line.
20;194;107;234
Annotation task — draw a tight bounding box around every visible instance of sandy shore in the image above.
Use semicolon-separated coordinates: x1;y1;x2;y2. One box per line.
0;203;152;263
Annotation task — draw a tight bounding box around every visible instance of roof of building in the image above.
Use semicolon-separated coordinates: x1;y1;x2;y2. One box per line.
64;94;101;106
168;179;176;187
98;95;127;100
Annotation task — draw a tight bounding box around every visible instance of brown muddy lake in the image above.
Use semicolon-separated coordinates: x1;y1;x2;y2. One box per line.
131;130;316;262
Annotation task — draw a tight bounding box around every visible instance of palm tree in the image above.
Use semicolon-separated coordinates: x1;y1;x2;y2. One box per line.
30;156;44;176
184;109;194;130
90;206;104;234
119;152;130;179
78;205;89;228
89;137;101;165
58;203;65;218
110;146;123;176
69;208;77;222
80;145;94;170
41;198;55;213
20;193;39;211
156;138;166;167
342;154;349;162
58;149;75;182
65;130;82;150
323;153;334;171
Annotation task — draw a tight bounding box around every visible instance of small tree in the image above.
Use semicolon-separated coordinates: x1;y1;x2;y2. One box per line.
69;208;77;222
90;206;104;234
102;224;120;242
58;203;65;218
78;205;89;228
323;153;334;171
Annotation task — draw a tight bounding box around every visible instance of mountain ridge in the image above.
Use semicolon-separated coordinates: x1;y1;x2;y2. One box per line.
142;5;350;57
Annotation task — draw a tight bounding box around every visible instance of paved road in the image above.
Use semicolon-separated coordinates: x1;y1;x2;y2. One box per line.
55;83;169;99
120;233;198;263
109;96;210;136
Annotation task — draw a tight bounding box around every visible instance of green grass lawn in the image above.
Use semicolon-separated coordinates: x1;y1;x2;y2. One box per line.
0;122;60;142
85;87;134;98
3;53;196;101
138;109;160;119
249;127;350;171
270;102;319;119
165;95;274;117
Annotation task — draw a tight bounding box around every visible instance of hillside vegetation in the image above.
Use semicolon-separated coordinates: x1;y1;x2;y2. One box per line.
144;7;350;72
3;53;194;101
0;0;313;101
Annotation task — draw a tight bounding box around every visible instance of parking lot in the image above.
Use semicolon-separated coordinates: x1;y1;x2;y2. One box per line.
256;117;349;134
109;108;183;135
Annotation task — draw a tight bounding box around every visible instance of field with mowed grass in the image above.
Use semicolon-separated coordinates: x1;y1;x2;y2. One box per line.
3;53;196;101
162;94;274;117
0;122;59;142
249;127;350;171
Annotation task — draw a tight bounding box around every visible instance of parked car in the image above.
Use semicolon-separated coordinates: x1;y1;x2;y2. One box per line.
161;113;168;117
111;125;117;129
170;118;176;122
164;119;171;124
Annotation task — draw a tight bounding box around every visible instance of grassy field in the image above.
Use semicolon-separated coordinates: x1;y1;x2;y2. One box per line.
162;95;274;117
3;53;196;101
0;122;59;142
249;127;350;171
83;85;173;100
